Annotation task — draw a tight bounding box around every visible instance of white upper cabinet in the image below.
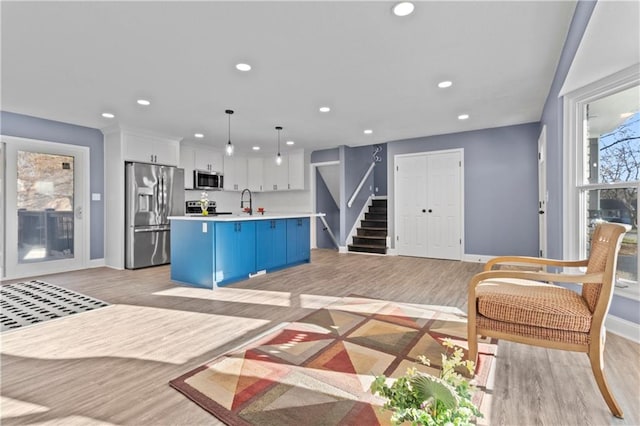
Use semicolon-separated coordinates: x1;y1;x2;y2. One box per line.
180;143;224;189
287;150;305;190
193;147;224;173
123;131;179;166
223;155;247;191
263;155;289;191
247;157;264;192
179;145;195;189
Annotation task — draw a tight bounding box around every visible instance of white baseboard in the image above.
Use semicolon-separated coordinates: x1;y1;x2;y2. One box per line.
338;246;348;254
463;254;494;264
606;315;640;344
87;258;106;268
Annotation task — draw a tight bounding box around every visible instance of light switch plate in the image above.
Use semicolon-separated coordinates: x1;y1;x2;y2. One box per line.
202;222;207;233
91;193;101;201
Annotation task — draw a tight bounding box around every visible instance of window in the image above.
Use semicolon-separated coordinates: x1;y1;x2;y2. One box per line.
564;66;639;300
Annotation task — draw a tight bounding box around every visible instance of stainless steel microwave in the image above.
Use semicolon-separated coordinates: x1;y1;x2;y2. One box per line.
194;170;224;190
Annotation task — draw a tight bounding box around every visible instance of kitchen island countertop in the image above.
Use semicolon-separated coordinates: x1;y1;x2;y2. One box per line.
168;212;324;222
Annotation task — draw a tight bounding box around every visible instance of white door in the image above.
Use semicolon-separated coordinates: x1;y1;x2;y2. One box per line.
3;136;88;279
427;152;462;260
538;126;547;258
396;155;428;257
395;150;462;260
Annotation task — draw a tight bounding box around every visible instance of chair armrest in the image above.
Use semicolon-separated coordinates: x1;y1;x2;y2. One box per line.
468;270;605;293
484;256;589;272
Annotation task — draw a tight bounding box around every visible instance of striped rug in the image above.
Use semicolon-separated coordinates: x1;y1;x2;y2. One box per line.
1;280;109;332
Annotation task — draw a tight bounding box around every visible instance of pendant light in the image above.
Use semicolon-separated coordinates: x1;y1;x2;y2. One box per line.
225;109;234;156
275;126;283;165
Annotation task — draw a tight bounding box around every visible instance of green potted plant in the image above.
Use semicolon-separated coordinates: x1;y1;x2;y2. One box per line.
370;338;483;426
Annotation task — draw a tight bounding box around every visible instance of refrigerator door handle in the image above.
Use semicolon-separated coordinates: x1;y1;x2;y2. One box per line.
161;174;166;221
133;226;171;233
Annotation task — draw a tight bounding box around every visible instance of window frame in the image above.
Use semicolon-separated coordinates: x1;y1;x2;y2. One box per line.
563;65;639;299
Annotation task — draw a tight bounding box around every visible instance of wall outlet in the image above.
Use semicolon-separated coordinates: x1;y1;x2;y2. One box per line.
91;193;101;201
202;223;207;233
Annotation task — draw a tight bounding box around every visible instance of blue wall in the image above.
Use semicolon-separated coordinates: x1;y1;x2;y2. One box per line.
1;111;104;259
315;168;339;249
541;0;597;261
387;122;540;256
373;143;388;196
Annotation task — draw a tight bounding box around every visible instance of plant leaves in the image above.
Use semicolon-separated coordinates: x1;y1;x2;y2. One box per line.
412;374;460;411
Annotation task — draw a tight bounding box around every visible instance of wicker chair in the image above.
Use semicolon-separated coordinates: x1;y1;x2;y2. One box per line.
467;222;631;418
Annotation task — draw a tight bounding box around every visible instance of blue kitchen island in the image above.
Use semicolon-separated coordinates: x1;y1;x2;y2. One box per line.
168;214;320;288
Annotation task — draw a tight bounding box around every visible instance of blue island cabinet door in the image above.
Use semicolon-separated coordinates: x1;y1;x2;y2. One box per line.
256;219;287;271
286;217;311;264
215;221;256;286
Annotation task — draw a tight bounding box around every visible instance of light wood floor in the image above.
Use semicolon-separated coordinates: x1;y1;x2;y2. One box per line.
1;250;638;425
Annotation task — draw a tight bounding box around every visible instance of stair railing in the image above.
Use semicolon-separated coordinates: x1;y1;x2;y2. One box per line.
347;162;375;208
318;214;340;249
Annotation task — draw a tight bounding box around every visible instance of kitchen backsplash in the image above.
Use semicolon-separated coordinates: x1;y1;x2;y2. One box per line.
184;189;312;214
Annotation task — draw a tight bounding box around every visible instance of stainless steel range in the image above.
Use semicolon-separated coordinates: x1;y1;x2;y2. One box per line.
185;200;233;216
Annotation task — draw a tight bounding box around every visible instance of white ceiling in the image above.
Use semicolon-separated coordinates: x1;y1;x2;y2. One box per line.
1;1;578;156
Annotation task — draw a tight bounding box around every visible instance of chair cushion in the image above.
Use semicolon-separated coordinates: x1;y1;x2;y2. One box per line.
476;278;592;333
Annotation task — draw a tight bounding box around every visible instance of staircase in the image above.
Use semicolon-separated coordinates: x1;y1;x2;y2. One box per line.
348;199;387;254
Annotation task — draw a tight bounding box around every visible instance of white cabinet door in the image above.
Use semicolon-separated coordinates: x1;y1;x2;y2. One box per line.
224;155;247;191
123;132;179;166
263;155;288;191
247;157;264;192
287;150;305;190
123;133;155;163
194;147;223;172
153;139;179;166
180;145;195;189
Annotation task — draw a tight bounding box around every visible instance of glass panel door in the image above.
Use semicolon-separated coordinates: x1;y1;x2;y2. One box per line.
17;151;75;263
3;137;87;280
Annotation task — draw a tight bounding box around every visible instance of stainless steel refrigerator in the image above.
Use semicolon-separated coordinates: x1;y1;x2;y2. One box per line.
125;162;185;269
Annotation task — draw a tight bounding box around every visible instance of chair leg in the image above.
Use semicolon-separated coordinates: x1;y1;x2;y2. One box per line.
588;338;623;418
467;323;478;378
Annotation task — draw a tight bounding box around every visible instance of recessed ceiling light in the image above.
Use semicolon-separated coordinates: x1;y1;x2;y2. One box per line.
286;140;295;145
438;81;453;88
363;129;373;135
393;2;415;17
194;133;204;138
137;99;150;106
319;106;331;113
620;112;633;118
458;114;469;120
252;146;261;151
236;63;251;71
101;112;115;119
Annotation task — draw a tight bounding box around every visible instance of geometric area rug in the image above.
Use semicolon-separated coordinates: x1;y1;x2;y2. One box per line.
170;296;498;425
0;280;110;332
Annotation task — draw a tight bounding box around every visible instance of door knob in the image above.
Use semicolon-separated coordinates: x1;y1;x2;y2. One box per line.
422;209;426;213
539;210;545;214
428;209;433;213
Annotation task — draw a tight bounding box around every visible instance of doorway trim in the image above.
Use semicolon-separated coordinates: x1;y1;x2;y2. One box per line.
2;135;90;280
393;148;464;260
538;125;548;258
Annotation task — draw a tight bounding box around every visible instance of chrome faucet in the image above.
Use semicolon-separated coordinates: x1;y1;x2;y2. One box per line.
240;188;252;215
